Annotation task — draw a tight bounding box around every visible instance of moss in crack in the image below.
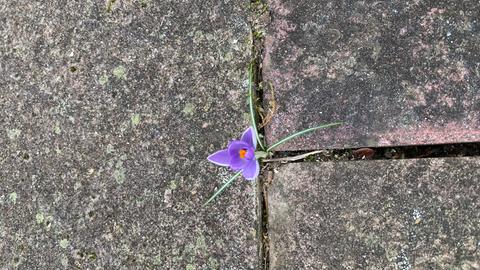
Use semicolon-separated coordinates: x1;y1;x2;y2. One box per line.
139;0;148;8
77;250;97;261
106;0;117;12
249;0;270;46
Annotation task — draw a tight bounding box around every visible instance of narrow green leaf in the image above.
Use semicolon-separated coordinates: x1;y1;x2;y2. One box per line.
254;151;269;159
248;63;265;150
203;171;242;207
266;122;343;152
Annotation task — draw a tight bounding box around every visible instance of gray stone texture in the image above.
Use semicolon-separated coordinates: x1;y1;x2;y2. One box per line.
1;1;258;269
263;0;480;150
268;158;480;269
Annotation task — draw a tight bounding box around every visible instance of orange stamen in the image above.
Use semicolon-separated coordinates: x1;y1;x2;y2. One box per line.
239;149;247;159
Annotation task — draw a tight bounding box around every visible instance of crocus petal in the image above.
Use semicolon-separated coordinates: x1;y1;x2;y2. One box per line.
207;149;230;166
230;155;247;170
242;159;260;180
245;147;255;160
228;140;250;157
241;127;256;149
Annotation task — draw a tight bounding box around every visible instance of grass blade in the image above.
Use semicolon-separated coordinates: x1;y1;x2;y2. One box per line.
266;122;343;152
203;171;242;207
248;63;265;150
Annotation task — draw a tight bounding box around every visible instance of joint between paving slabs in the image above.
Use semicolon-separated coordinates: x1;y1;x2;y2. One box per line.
251;28;272;270
248;0;272;269
257;168;273;270
267;143;480;164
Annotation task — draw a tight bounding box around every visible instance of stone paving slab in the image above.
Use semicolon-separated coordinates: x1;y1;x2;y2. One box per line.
263;0;480;150
1;1;258;269
268;158;480;269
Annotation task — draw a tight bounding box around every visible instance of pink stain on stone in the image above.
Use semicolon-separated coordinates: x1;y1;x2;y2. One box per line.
263;35;275;71
302;65;320;78
263;3;298;93
283;46;303;65
262;0;480;150
442;95;454;107
412;41;431;58
268;0;292;16
376;122;480;147
420;8;445;34
326;67;337;79
268;68;297;91
424;81;443;93
427;7;445;16
272;19;296;41
447;61;469;83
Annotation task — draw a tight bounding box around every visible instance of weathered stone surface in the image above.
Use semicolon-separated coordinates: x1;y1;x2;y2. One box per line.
269;158;480;269
0;1;258;269
263;0;480;150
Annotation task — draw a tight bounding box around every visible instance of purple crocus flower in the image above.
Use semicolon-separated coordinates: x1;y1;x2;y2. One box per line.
207;127;259;180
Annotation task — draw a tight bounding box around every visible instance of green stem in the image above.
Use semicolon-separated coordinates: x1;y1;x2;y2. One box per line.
266;122;343;152
203;171;242;207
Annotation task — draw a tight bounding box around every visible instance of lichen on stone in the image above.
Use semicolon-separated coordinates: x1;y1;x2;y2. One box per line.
113;65;127;80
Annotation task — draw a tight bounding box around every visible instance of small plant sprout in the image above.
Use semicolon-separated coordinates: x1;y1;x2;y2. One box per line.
204;63;343;206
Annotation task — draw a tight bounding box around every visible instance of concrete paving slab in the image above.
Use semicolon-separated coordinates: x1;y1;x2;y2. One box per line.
0;1;258;269
268;158;480;269
263;0;480;150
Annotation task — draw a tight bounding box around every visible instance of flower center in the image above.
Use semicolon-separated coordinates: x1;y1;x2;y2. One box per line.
239;149;247;159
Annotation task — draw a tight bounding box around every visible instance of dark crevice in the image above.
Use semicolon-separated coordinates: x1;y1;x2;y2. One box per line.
259;168;273;270
249;0;271;269
252;35;271;270
269;143;480;163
